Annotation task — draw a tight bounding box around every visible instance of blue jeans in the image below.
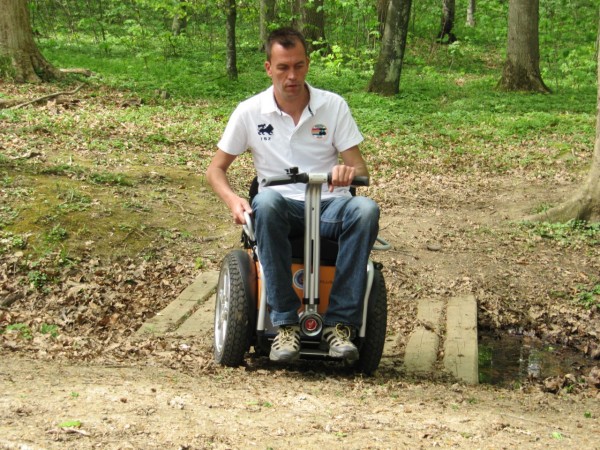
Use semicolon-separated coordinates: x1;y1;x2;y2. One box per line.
252;189;380;329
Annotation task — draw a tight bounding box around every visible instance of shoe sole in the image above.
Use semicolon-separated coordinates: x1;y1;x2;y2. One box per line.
269;352;300;362
328;349;359;361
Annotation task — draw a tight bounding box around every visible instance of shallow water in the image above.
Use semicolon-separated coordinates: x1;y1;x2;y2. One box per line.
478;333;590;386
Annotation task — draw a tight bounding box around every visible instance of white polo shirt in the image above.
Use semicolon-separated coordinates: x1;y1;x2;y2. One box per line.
217;83;364;200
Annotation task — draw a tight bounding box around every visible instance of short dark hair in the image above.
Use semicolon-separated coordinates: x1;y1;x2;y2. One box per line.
265;27;308;61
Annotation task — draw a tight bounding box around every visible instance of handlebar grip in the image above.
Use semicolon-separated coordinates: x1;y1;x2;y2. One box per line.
326;174;369;187
261;173;309;187
261;175;292;187
351;176;369;187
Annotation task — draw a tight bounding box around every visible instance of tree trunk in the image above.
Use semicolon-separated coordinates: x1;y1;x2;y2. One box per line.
466;0;476;27
437;0;456;44
0;0;62;83
377;0;389;37
259;0;276;51
497;0;550;93
225;0;238;80
292;0;302;30
526;23;600;223
367;0;412;96
172;1;189;37
298;0;328;53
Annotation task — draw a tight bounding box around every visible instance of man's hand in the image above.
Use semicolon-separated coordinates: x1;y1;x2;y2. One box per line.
227;196;253;225
329;164;356;192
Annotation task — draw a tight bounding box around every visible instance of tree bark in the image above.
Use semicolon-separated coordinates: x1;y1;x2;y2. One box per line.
377;0;389;37
466;0;476;27
225;0;238;80
296;0;328;53
526;27;600;223
0;0;62;83
172;1;189;37
497;0;550;93
259;0;276;51
367;0;412;96
437;0;456;44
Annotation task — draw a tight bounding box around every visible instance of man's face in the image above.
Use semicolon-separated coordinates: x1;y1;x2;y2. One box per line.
265;40;310;104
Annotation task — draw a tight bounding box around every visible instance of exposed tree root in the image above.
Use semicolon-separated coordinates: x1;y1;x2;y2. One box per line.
5;83;84;110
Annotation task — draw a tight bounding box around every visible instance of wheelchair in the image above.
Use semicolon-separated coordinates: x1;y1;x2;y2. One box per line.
213;168;389;375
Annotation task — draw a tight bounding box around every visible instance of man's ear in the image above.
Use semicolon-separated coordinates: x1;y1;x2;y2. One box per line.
264;60;271;77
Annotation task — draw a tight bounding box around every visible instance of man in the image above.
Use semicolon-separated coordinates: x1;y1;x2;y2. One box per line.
206;27;379;363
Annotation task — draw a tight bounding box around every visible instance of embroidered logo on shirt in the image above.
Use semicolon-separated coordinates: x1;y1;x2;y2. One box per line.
311;124;327;139
258;123;274;136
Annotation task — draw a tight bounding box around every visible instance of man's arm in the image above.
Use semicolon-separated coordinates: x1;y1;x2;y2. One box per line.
206;149;252;224
329;145;369;191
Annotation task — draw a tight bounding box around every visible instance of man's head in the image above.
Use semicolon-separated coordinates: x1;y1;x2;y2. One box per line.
265;27;310;106
265;27;308;62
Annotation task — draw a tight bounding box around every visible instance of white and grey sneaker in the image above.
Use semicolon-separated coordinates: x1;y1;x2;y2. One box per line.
269;325;301;362
323;324;359;360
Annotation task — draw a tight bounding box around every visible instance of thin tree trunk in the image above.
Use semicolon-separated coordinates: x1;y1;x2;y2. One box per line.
368;0;412;96
466;0;476;27
437;0;456;44
497;0;549;92
292;0;302;30
172;0;189;37
259;0;276;51
225;0;237;80
0;0;62;83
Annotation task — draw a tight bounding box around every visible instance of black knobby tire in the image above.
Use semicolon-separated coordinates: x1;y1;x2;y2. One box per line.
356;267;387;375
213;250;257;366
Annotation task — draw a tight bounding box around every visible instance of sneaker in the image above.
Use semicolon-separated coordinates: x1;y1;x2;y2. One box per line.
323;324;359;360
269;325;301;362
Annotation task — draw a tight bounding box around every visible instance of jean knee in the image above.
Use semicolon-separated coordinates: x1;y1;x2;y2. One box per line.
352;197;380;223
252;190;286;216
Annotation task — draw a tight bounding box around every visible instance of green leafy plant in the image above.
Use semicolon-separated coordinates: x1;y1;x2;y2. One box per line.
58;420;82;428
521;220;600;246
2;323;33;340
45;225;68;244
575;283;600;309
28;270;49;290
0;232;28;252
40;323;60;338
90;172;132;186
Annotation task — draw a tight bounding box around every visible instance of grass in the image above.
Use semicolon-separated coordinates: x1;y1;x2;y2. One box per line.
521;220;600;246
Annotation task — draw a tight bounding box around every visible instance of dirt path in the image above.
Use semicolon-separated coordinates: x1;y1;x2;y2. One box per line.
2;168;599;449
1;350;599;449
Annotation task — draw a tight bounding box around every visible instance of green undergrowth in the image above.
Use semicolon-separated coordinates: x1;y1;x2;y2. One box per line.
2;0;597;268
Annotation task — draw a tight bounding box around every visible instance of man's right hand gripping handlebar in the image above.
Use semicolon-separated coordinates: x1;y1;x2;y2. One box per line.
228;195;252;225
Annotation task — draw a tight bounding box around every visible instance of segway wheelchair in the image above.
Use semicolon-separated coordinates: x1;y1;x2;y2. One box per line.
213;168;389;375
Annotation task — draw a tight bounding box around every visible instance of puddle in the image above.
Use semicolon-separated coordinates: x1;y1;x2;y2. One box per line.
478;333;591;386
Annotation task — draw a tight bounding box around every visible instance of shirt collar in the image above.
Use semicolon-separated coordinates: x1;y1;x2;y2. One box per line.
260;83;323;116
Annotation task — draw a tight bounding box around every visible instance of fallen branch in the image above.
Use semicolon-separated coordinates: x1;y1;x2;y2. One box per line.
9;83;84;110
60;68;95;77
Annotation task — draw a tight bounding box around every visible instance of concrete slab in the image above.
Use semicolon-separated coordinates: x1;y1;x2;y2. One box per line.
404;328;440;373
443;294;478;384
135;271;219;337
176;294;215;336
416;298;444;331
404;298;444;374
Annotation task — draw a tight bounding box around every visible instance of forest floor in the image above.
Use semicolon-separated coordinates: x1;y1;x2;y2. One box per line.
1;84;599;449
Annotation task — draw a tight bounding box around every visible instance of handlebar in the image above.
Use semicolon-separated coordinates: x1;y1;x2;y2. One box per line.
261;171;369;188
